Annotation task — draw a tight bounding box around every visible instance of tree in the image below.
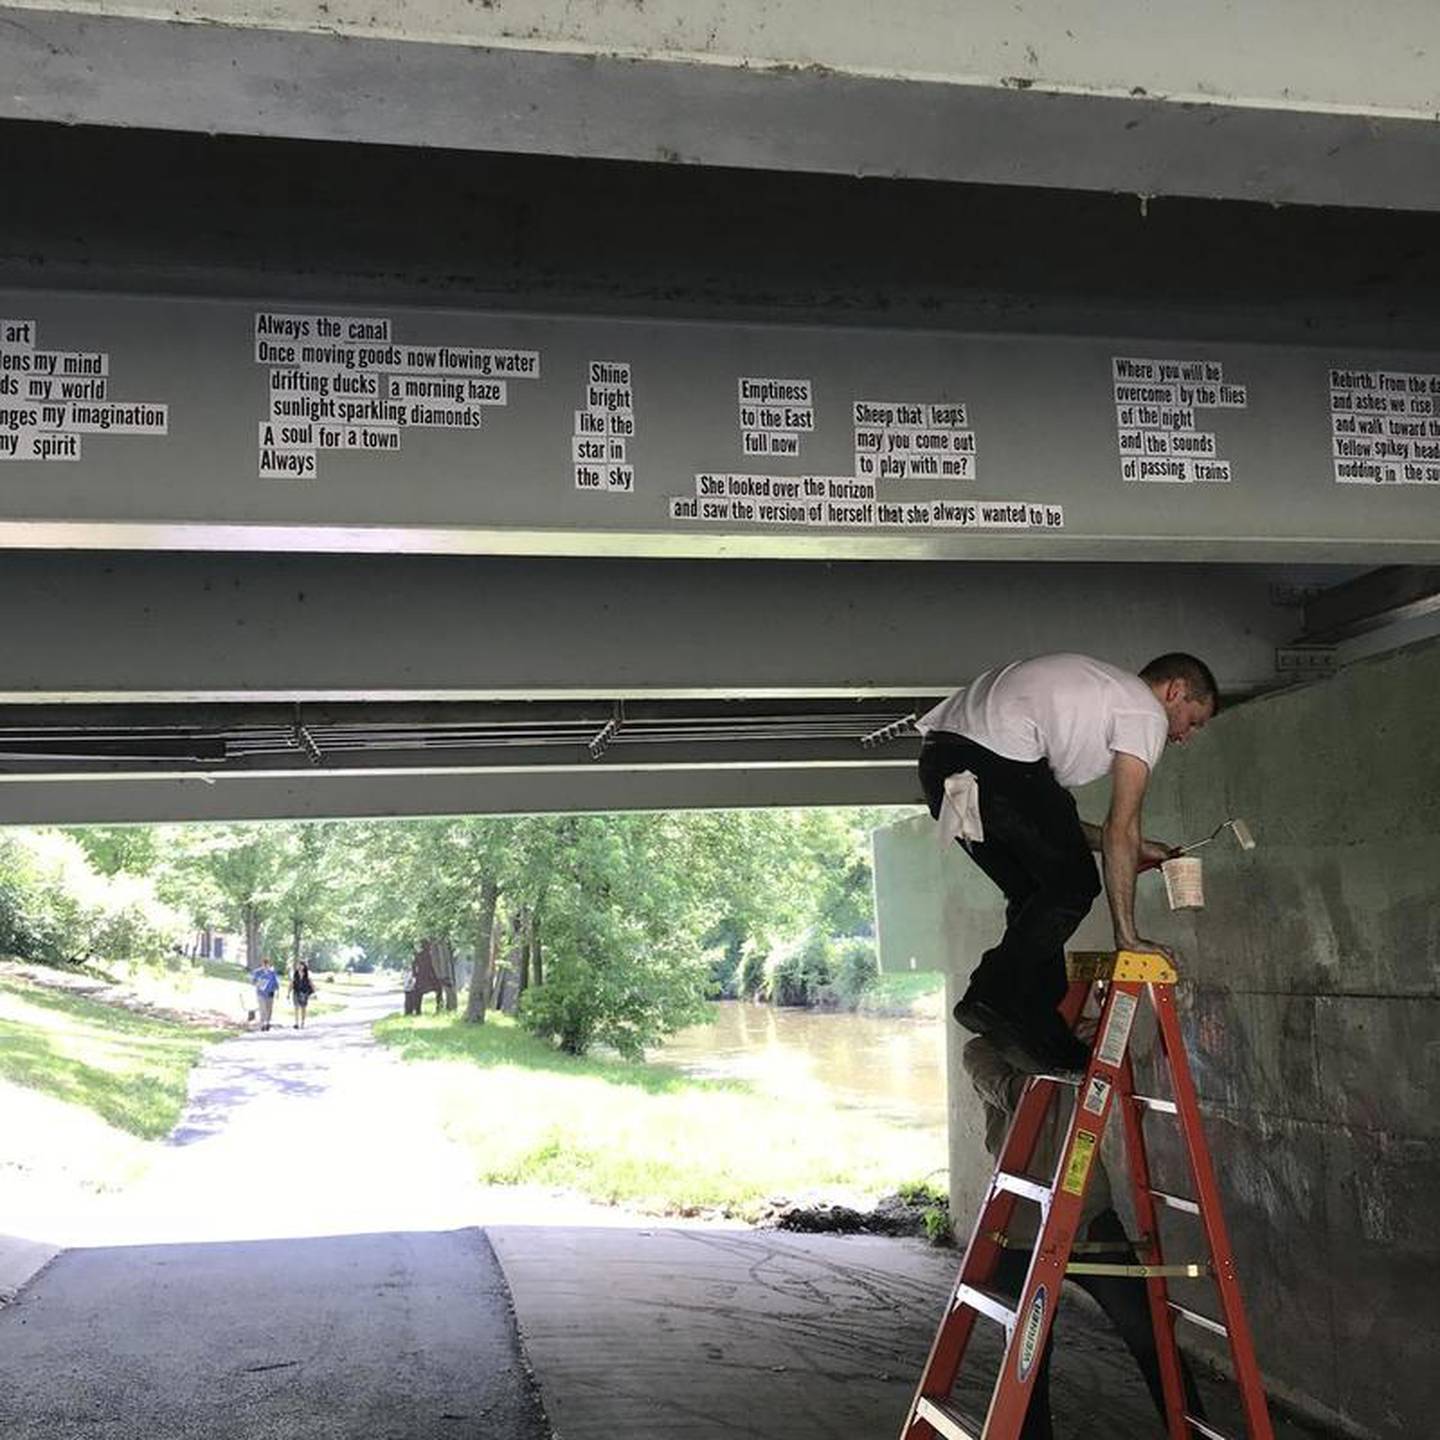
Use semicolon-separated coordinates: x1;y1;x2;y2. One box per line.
64;825;162;877
275;823;344;970
514;813;718;1056
165;825;290;968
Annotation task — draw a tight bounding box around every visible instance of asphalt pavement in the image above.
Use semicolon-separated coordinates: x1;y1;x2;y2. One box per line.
0;1227;548;1440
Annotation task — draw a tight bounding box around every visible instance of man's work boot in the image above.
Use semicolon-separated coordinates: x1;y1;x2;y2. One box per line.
1027;1009;1091;1074
954;989;1060;1075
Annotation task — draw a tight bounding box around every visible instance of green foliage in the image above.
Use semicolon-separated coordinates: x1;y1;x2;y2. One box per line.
27;804;918;1044
738;945;768;1000
922;1204;954;1246
64;826;162;877
515;814;713;1056
896;1176;953;1246
701;916;745;997
0;831;185;967
766;931;835;1007
831;936;880;1006
896;1176;948;1205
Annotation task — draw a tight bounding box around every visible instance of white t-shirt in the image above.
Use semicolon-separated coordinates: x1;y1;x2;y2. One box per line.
917;653;1167;788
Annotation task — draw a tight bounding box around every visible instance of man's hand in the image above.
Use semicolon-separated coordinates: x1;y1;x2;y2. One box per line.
1123;936;1176;961
1139;836;1178;866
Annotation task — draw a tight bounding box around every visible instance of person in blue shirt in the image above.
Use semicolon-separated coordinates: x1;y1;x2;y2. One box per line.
251;958;280;1031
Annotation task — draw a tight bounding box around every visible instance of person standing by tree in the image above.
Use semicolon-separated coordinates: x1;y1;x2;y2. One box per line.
289;959;315;1030
251;956;280;1032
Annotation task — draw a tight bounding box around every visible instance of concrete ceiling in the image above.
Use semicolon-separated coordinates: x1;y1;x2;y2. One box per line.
2;1;1439;211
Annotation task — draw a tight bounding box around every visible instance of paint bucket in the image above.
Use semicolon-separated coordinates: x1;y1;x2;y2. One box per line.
1161;856;1205;910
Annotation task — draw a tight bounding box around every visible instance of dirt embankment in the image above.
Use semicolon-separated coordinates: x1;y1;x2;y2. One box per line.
756;1191;952;1243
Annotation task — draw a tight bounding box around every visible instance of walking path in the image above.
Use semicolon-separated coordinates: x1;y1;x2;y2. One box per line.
0;983;1329;1439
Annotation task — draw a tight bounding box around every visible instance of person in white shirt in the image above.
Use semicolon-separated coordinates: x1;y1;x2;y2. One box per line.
917;653;1218;1072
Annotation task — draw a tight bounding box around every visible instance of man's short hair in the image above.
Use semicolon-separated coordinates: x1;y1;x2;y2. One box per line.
1140;653;1221;712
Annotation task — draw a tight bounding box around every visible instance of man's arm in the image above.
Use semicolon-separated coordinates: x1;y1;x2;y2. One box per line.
1081;816;1173;864
1101;752;1171;954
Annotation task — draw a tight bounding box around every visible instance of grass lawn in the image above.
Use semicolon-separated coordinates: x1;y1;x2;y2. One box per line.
855;970;945;1017
376;1010;946;1219
0;972;226;1140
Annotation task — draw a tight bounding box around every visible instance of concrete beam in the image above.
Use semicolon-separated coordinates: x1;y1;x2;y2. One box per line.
0;760;919;824
0;552;1306;702
4;285;1438;564
1301;566;1440;644
2;7;1439;210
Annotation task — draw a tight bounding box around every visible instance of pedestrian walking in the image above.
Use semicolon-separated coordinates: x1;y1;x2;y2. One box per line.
290;959;315;1029
251;957;280;1031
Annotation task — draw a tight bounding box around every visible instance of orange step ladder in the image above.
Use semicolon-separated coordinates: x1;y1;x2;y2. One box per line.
902;949;1275;1440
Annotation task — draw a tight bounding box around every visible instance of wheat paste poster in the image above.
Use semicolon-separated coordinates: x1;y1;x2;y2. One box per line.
254;312;539;479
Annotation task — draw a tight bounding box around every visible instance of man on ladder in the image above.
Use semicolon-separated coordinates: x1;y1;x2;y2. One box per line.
917;652;1219;1073
905;651;1276;1440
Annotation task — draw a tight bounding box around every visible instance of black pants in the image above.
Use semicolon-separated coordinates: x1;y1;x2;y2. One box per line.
994;1210;1206;1438
919;735;1101;1016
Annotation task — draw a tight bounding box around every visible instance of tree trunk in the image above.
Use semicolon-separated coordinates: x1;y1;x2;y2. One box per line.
436;937;458;1011
242;903;263;970
463;875;500;1024
488;917;506;1009
518;906;532;995
292;915;303;973
532;909;543;987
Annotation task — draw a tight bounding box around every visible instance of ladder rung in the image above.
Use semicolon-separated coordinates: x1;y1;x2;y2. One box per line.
1067;1260;1208;1278
914;1395;982;1440
1150;1187;1201;1215
955;1283;1019;1330
1186;1415;1235;1440
1169;1301;1230;1338
995;1171;1053;1206
1132;1093;1179;1114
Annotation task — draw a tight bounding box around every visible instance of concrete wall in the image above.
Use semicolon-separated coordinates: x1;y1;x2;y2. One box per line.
12;0;1439;119
873;639;1440;1438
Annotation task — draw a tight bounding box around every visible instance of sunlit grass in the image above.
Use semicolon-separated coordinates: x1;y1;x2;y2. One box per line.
377;1011;946;1218
0;975;225;1140
856;971;945;1017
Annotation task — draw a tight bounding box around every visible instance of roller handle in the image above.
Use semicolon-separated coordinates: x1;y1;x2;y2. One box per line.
1137;849;1184;875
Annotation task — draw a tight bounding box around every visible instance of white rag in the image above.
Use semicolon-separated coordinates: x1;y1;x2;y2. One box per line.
938;770;984;848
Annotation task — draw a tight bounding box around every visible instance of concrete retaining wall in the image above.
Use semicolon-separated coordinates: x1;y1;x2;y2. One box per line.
873;638;1440;1438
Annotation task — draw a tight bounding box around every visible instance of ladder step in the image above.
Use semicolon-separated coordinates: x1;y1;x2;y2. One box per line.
1150;1187;1201;1215
1067;1260;1208;1279
954;1282;1019;1330
1186;1416;1235;1440
1169;1301;1230;1338
914;1395;982;1440
1132;1093;1179;1114
995;1171;1053;1206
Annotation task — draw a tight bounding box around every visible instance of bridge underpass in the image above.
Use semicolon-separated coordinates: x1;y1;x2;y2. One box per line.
1;4;1438;1436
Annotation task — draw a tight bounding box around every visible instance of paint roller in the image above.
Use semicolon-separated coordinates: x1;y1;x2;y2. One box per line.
1138;818;1256;910
1176;818;1257;856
